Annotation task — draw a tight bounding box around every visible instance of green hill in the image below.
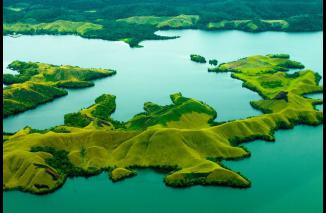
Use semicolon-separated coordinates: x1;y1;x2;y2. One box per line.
3;60;116;117
3;54;323;194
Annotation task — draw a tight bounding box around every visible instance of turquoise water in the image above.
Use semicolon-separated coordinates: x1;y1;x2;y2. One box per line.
3;125;322;213
3;30;323;212
3;30;323;132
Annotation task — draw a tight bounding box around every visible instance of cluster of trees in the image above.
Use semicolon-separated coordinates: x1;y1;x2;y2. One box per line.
3;61;39;85
260;80;283;89
64;112;92;127
30;146;100;177
190;54;206;63
56;80;94;88
3;0;323;47
209;59;218;66
4;0;323;23
91;94;116;120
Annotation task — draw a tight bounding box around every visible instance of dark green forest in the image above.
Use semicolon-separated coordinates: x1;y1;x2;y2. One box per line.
3;0;323;46
4;0;323;22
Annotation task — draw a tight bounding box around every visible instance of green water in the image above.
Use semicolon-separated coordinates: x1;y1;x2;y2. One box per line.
3;30;323;212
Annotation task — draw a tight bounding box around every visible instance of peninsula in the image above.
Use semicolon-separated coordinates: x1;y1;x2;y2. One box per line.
3;0;323;47
3;54;323;194
3;61;116;117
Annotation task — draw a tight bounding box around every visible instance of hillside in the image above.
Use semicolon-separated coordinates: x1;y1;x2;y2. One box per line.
3;54;323;194
3;0;323;47
3;60;116;117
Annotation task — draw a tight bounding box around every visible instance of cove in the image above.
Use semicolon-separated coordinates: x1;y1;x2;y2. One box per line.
3;30;323;132
3;30;323;212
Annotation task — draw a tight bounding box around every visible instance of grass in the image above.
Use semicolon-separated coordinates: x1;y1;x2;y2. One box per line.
3;0;322;48
3;16;320;47
3;20;103;36
3;60;116;117
207;19;290;32
117;15;199;29
109;168;136;182
3;82;68;117
208;54;304;74
63;93;121;130
3;54;323;194
125;92;217;130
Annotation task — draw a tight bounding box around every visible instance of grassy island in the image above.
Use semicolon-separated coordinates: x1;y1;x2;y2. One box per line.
3;54;323;194
3;0;322;47
3;61;116;117
190;54;206;63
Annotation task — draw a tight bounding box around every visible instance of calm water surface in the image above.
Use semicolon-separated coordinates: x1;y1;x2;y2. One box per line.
3;30;323;213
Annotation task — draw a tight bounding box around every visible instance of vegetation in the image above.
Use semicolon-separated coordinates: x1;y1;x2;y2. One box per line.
91;94;117;121
56;80;94;88
3;82;68;117
30;146;82;176
3;20;103;35
125;92;217;130
64;112;92;128
3;0;322;47
61;94;121;129
190;54;206;64
3;60;116;117
208;54;304;74
118;15;199;29
3;54;323;194
110;168;136;182
209;59;218;66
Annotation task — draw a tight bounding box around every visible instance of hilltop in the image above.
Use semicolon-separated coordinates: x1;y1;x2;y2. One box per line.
3;61;116;117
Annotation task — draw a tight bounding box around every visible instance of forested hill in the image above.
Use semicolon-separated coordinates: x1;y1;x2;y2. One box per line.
3;0;323;47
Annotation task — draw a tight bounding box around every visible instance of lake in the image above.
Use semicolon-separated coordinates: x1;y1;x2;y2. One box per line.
3;30;323;212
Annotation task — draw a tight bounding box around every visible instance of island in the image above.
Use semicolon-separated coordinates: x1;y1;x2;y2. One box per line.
190;54;206;63
209;59;218;66
3;0;322;47
3;60;116;117
3;54;323;194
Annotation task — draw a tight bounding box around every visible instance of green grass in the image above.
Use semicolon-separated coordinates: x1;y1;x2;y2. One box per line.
125;92;217;130
207;19;290;32
109;168;136;182
208;54;304;74
61;93;121;130
3;20;103;36
3;54;323;194
3;17;321;47
117;15;199;29
3;82;68;117
3;60;116;117
3;0;322;47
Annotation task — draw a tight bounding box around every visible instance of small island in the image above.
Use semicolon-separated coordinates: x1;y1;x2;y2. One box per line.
209;59;218;66
3;54;323;194
190;54;206;63
3;61;116;117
